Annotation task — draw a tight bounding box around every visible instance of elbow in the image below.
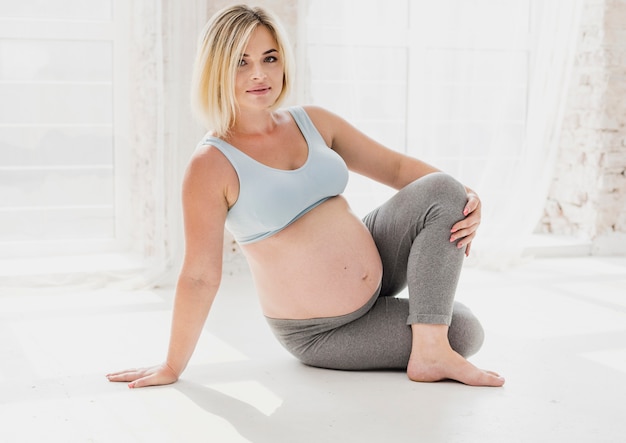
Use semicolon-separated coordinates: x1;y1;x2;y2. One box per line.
176;272;222;294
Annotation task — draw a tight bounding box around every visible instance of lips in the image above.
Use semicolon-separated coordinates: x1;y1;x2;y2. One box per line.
247;86;271;94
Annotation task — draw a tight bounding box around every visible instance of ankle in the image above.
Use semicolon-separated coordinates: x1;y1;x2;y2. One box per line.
411;323;450;348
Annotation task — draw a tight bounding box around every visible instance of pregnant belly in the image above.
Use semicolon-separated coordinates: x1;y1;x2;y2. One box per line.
241;196;383;319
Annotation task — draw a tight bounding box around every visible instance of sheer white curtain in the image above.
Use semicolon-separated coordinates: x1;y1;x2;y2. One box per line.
304;0;584;269
303;0;409;216
469;0;584;268
116;0;209;288
0;0;209;290
3;0;302;290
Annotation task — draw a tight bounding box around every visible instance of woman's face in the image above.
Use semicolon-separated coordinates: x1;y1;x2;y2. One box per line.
235;25;284;112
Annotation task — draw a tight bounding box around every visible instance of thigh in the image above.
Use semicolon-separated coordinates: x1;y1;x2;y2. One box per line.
362;173;467;298
298;299;485;371
301;296;413;371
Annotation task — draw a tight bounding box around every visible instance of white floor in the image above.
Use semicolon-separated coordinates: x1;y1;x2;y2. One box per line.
1;256;625;443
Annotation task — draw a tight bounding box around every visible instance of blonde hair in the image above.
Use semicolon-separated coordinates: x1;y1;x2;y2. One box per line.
191;4;295;137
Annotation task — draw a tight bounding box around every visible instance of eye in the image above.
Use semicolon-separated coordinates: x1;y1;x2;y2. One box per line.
238;58;247;67
264;55;278;63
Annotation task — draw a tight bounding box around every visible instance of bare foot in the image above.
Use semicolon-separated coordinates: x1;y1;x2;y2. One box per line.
408;324;505;387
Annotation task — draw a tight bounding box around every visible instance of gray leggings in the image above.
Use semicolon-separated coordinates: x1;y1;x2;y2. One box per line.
265;173;485;371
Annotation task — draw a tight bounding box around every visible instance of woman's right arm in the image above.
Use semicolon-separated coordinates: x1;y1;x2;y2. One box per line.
106;146;233;388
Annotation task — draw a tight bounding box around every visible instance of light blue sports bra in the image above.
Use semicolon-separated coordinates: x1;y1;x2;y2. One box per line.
199;106;349;244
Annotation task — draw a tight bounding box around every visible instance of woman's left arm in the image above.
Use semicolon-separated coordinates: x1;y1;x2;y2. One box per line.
305;106;480;256
306;106;438;189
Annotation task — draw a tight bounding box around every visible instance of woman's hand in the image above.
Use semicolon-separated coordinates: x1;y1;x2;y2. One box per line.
106;363;179;389
450;192;481;257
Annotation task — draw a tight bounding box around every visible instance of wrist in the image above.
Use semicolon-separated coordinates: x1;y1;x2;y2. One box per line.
164;361;182;379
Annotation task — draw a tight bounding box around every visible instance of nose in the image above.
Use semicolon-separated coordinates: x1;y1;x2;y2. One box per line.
250;64;267;80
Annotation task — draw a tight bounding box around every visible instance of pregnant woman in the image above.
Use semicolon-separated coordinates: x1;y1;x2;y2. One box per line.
107;4;504;389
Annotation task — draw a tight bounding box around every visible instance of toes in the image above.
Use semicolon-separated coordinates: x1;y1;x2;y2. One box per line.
481;370;505;386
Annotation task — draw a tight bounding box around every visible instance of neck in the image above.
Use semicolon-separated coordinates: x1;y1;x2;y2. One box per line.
231;108;278;136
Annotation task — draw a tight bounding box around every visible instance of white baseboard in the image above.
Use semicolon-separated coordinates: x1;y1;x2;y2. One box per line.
522;234;593;258
592;232;626;256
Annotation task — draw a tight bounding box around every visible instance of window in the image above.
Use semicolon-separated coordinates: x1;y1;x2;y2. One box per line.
303;0;532;216
408;0;530;194
0;0;129;260
303;0;410;215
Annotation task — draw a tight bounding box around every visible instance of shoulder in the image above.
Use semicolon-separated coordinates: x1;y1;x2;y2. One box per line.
298;105;365;150
299;104;337;124
183;142;238;208
297;105;347;145
187;142;232;178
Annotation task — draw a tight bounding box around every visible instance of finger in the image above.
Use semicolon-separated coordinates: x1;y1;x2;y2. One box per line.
450;223;478;242
451;214;479;233
128;375;155;389
465;242;472;257
463;196;479;216
106;370;144;383
452;233;476;252
107;373;133;383
129;372;177;389
106;368;138;378
457;232;476;247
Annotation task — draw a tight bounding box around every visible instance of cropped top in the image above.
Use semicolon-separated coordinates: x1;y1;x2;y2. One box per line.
199;106;349;244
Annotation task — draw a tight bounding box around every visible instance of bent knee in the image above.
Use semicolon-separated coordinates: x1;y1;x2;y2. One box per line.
417;172;467;205
402;173;468;224
448;304;485;357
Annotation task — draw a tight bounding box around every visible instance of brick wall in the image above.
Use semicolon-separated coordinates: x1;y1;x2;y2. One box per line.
541;0;626;254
